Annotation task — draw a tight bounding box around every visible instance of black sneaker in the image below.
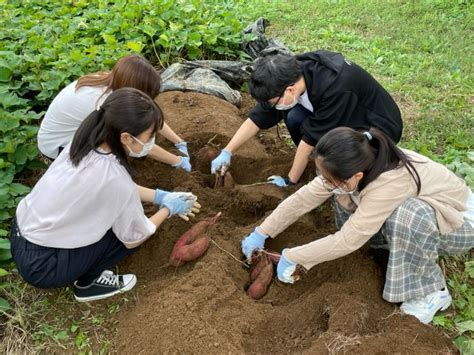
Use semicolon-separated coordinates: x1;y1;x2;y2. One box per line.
73;270;137;302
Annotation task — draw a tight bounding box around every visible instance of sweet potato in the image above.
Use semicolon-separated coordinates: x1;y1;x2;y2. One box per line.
246;250;280;299
214;171;235;189
196;146;219;162
247;262;274;300
169;213;221;267
249;251;270;282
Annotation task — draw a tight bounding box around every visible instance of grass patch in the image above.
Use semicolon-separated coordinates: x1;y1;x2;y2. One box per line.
0;271;129;353
263;0;473;171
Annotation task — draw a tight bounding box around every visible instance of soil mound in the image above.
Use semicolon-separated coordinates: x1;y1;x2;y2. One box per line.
116;92;454;353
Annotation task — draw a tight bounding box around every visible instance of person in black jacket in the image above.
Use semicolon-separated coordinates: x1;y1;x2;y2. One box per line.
210;50;403;186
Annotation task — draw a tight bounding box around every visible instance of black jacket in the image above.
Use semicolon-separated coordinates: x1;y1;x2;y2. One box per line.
249;50;403;145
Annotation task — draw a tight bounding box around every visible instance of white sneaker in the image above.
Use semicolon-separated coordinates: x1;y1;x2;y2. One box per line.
400;288;452;324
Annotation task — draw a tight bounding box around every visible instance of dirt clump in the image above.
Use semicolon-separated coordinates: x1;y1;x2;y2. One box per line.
116;92;455;353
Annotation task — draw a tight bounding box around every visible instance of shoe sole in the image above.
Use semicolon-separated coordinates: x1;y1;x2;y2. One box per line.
74;276;137;302
401;295;452;324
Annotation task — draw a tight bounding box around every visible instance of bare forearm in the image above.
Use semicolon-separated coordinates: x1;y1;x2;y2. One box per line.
224;118;260;153
158;122;182;144
288;141;314;183
148;144;180;165
137;185;156;203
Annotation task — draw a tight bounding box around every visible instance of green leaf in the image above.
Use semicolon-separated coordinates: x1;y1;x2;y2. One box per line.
0;117;19;133
0;239;10;249
466;261;474;279
55;330;69;341
126;41;143;53
0;66;13;82
9;183;31;196
456;320;474;333
0;297;11;312
0;268;9;277
0;211;10;222
454;336;474;355
102;33;117;44
0;249;12;261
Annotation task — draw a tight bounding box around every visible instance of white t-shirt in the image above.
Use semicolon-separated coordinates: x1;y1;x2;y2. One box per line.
16;145;156;249
297;90;314;112
38;81;110;159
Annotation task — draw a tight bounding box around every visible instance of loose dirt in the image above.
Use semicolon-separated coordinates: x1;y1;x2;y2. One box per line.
115;92;454;353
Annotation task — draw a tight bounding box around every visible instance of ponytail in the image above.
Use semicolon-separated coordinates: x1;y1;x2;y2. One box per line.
362;128;421;194
70;109;106;166
312;127;421;194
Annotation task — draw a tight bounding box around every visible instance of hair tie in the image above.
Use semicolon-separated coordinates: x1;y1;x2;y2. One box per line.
363;131;373;141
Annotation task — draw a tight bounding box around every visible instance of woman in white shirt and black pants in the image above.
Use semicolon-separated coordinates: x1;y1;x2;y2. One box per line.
11;88;199;302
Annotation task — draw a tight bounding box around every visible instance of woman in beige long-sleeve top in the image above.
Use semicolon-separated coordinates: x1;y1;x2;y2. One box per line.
241;127;474;325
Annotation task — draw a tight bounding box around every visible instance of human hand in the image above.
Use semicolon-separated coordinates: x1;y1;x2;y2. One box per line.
211;150;232;175
241;227;269;260
277;249;298;284
267;175;295;187
175;141;189;157
161;192;199;217
172;156;192;172
154;188;170;205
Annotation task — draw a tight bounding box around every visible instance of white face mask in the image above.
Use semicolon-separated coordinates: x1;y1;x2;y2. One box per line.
332;181;358;195
126;135;155;158
275;92;298;110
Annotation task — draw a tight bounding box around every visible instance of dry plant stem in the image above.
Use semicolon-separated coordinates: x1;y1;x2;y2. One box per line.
261;250;281;258
207;134;218;145
238;182;270;187
210;238;249;268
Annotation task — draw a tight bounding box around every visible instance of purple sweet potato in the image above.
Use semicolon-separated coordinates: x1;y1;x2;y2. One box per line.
214;171;235;189
169;213;220;267
247;262;274;300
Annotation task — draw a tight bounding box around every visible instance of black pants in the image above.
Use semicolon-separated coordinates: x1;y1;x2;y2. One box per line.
10;219;138;289
284;104;312;145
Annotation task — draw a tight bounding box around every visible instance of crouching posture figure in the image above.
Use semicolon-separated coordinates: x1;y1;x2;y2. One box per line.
242;127;474;324
11;88;198;302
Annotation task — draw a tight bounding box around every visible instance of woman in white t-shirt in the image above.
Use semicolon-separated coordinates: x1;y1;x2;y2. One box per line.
11;88;200;302
38;54;191;171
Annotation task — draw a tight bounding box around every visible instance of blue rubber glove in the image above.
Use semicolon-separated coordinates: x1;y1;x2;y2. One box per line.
211;150;232;174
172;156;192;172
277;249;298;284
161;192;197;217
154;188;170;205
175;141;189;156
267;175;295;187
241;227;269;260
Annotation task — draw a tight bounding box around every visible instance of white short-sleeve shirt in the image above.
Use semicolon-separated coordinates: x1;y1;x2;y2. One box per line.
16;145;156;249
38;81;110;159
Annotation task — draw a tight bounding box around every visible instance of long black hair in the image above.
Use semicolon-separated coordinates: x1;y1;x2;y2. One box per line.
70;87;164;174
311;127;421;193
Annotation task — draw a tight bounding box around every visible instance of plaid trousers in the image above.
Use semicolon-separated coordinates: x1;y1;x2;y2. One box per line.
334;198;474;303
